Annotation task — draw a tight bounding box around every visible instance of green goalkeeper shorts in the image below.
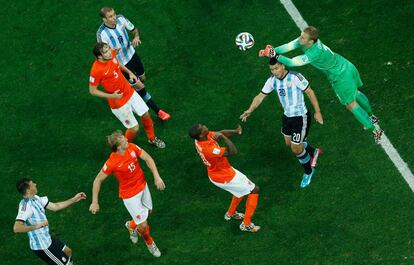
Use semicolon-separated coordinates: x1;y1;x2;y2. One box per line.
330;62;363;105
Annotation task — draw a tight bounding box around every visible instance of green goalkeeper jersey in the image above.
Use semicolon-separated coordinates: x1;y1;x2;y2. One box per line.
275;38;349;82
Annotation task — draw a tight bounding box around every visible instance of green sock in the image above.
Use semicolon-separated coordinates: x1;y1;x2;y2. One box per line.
351;104;374;131
356;91;373;116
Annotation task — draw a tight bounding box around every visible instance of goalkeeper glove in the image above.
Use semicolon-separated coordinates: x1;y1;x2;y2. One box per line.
258;45;279;59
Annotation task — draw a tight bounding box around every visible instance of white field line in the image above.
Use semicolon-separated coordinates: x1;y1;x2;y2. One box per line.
280;0;414;192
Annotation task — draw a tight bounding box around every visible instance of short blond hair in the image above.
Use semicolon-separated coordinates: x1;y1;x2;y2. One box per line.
99;6;114;18
304;26;319;42
107;130;123;151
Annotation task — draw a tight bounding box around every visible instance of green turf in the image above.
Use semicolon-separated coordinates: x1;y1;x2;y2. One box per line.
1;0;414;264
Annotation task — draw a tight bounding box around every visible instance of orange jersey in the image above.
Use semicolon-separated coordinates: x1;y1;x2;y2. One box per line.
194;131;236;183
89;50;134;109
101;143;146;199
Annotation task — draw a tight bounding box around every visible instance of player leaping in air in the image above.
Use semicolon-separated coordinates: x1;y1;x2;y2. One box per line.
259;26;383;144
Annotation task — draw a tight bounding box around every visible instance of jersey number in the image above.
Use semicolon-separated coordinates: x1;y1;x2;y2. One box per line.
292;133;301;142
128;162;136;172
197;150;211;167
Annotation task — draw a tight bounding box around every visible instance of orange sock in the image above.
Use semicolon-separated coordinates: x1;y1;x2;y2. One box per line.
141;116;155;141
129;220;137;230
227;196;243;215
138;225;154;245
243;193;259;226
125;129;137;143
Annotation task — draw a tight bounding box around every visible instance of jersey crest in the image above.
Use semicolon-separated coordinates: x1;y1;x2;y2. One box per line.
212;148;221;155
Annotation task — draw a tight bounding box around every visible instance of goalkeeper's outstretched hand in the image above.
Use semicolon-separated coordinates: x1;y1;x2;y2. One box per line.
258;45;279;58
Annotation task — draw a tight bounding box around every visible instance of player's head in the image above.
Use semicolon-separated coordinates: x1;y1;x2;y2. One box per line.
300;26;319;47
269;57;287;79
189;124;209;140
16;177;37;196
93;42;112;61
107;130;129;152
100;7;117;27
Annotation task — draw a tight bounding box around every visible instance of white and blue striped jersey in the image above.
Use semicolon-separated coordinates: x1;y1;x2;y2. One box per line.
16;195;52;250
97;15;136;65
261;71;310;117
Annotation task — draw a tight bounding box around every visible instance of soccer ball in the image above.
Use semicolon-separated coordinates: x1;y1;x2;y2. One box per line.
235;32;254;51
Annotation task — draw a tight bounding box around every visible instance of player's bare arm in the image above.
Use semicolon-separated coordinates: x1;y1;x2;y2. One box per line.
13;220;49;233
89;84;123;99
218;125;243;137
305;86;324;124
46;192;87;212
131;27;141;48
89;170;110;214
240;92;267;122
139;150;166;191
119;64;138;83
213;133;237;156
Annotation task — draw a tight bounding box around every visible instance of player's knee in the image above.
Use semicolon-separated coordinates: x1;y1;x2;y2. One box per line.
131;125;139;132
141;112;150;119
346;100;357;110
251;185;260;194
134;80;145;90
137;221;148;231
290;144;303;155
64;246;72;257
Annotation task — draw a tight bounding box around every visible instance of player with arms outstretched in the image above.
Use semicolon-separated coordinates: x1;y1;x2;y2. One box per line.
13;178;86;265
240;57;323;188
259;26;382;143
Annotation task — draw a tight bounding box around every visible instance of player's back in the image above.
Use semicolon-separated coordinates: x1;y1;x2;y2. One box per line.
303;39;349;81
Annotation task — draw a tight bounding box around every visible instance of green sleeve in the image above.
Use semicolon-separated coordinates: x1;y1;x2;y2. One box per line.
274;38;301;54
277;54;311;67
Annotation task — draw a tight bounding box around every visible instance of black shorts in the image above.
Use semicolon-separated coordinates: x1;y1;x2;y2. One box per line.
122;53;145;81
281;112;311;144
33;237;70;265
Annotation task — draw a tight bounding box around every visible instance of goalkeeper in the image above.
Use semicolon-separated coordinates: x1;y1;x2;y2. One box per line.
259;26;383;144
